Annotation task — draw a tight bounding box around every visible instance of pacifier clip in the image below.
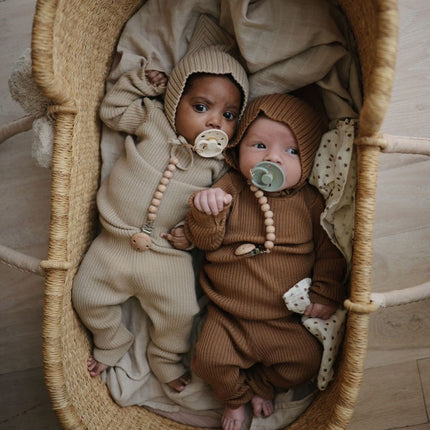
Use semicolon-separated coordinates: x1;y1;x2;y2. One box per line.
234;184;276;257
234;161;286;257
130;129;228;252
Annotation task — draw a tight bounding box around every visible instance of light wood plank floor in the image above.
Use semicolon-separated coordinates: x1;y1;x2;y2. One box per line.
1;1;429;429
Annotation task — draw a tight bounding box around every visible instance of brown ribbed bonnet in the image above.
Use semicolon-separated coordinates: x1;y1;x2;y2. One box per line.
224;93;325;186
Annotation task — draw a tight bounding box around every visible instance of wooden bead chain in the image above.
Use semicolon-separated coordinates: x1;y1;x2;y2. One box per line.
250;184;276;252
234;184;276;256
130;155;179;251
147;156;179;223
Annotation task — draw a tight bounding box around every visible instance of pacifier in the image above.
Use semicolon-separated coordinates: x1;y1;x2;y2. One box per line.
250;161;286;192
194;129;228;158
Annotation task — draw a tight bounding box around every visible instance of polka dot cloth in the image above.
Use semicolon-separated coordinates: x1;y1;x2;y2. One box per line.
309;118;358;274
283;278;347;390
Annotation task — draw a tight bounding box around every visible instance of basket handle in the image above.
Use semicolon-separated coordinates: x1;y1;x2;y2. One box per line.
371;281;430;308
382;133;430;155
369;134;429;310
1;115;46;276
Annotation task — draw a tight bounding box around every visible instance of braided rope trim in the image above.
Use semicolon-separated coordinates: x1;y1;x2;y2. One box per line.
344;298;378;314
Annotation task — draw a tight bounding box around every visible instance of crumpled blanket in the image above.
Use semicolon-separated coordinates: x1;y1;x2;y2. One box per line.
96;1;361;428
283;278;347;390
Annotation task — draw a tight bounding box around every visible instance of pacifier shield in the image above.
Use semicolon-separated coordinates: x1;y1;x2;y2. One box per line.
250;161;286;192
194;129;228;158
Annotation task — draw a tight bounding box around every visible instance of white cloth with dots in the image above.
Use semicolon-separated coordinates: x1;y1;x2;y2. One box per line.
283;278;347;390
309;118;358;273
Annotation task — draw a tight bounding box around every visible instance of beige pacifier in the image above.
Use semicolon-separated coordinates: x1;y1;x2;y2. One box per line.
194;129;228;158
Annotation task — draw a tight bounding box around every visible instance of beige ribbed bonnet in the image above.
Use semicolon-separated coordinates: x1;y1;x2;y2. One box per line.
164;15;249;131
224;93;325;186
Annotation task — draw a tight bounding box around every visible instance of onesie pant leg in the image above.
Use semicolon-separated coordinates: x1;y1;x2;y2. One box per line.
192;309;322;407
72;232;135;366
191;306;255;408
246;318;322;400
135;249;200;384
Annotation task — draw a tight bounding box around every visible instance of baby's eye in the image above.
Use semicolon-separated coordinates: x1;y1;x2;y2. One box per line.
193;103;207;112
254;143;266;149
223;111;237;121
286;147;299;155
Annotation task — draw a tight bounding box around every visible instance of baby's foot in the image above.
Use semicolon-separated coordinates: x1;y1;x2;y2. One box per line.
222;405;245;430
251;394;274;418
167;371;191;392
87;356;108;377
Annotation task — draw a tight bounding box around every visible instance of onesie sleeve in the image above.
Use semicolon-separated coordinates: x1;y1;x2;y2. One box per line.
184;195;231;251
99;60;166;134
306;187;347;307
184;173;237;251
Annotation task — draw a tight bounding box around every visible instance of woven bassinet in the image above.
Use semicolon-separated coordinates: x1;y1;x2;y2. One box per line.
29;0;398;429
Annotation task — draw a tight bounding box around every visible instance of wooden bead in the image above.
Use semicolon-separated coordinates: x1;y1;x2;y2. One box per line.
263;210;274;218
255;190;264;198
266;225;275;233
131;232;151;252
148;205;158;214
264;218;274;226
154;191;163;200
170;157;179;165
160;178;169;186
164;170;174;179
151;198;161;207
147;213;157;222
266;233;276;241
167;163;176;172
264;241;274;250
261;203;270;212
258;196;268;205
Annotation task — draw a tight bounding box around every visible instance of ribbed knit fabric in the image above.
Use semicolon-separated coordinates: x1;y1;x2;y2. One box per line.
163;15;248;130
192;306;322;407
72;230;199;383
164;45;249;130
224;93;325;187
185;170;346;406
185;171;346;319
74;91;232;383
74;14;249;383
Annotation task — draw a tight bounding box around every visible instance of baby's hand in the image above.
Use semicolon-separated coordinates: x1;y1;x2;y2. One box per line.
145;70;168;87
194;188;232;215
304;302;338;320
161;226;191;250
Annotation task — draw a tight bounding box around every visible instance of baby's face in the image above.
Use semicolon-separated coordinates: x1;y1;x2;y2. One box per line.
175;75;241;145
238;116;302;190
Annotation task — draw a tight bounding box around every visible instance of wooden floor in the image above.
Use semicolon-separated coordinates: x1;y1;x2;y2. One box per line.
1;1;429;429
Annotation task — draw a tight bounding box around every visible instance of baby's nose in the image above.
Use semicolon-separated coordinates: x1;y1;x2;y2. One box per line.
206;115;221;129
265;150;282;164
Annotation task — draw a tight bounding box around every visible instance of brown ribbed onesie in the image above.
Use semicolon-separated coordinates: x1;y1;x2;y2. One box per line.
185;170;346;407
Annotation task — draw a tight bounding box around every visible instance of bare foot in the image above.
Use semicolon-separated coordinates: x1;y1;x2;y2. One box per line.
167;371;191;392
222;405;245;430
251;394;274;418
87;356;108;377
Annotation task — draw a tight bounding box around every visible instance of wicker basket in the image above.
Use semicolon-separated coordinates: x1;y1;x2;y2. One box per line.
27;0;399;429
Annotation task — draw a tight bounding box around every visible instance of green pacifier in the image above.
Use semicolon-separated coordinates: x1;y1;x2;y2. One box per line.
250;161;286;192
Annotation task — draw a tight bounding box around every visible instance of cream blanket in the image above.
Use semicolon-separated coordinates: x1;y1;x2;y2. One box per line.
98;1;362;428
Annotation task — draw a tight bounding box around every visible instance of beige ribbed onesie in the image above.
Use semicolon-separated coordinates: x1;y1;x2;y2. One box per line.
72;93;228;384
